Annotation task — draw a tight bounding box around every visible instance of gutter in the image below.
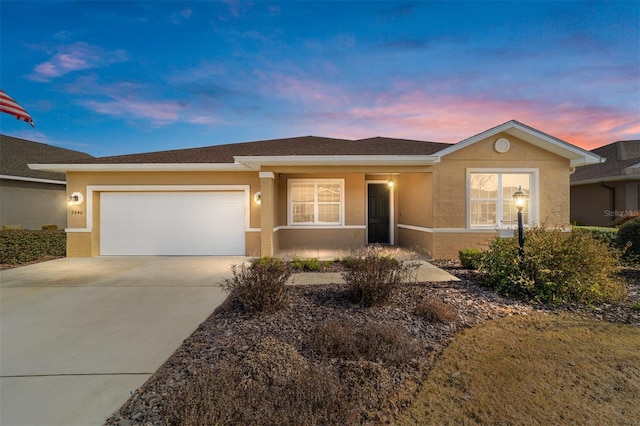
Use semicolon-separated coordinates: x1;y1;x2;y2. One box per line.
600;181;615;216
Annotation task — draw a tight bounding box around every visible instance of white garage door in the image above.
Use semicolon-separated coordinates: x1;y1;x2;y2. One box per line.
100;192;246;255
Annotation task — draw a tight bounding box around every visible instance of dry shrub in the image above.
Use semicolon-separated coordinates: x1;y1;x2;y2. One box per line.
415;297;458;323
169;338;355;426
342;246;418;307
222;257;291;313
311;320;420;367
481;227;627;305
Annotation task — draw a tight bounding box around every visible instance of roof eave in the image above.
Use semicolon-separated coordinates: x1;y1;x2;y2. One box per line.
571;174;640;186
234;155;440;170
435;120;604;166
28;163;253;173
0;174;66;185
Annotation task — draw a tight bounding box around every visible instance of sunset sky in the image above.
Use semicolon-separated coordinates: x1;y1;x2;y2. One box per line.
1;1;638;157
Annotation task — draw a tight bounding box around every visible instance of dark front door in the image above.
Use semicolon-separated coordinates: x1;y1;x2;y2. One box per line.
368;183;390;244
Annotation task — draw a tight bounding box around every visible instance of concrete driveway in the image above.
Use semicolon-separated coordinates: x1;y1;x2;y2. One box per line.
0;256;242;426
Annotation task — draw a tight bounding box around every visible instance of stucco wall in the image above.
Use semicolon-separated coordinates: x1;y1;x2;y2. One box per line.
571;180;640;226
277;228;365;251
433;132;570;229
397;172;432;228
0;179;67;229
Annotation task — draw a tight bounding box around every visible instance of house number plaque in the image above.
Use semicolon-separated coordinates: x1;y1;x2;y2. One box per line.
71;210;84;215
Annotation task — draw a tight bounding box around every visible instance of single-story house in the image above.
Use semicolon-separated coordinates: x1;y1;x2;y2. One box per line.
0;134;93;230
570;140;640;226
29;120;602;259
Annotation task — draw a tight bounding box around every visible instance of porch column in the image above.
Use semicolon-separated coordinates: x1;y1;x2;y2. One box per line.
259;171;275;257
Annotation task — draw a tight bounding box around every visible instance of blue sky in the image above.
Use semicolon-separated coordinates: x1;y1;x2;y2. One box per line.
1;1;638;157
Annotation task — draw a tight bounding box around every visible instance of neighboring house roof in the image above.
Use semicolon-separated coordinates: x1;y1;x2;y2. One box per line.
571;140;640;185
0;134;93;183
28;120;603;173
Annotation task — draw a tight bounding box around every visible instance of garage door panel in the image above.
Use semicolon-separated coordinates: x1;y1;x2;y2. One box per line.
100;192;245;255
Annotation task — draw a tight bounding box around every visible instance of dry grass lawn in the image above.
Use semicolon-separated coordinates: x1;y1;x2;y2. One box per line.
395;312;640;425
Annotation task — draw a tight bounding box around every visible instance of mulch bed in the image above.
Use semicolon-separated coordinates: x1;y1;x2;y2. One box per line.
84;259;640;425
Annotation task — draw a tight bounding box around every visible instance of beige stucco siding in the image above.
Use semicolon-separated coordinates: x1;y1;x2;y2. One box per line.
397;172;432;228
277;229;365;251
433;133;570;229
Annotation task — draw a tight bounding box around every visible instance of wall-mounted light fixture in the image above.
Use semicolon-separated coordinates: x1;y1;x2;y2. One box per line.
68;192;84;206
387;176;394;188
254;192;262;205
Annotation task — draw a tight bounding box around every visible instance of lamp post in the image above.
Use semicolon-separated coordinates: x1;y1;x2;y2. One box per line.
513;185;527;258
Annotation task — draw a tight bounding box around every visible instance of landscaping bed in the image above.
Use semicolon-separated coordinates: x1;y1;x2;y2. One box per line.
105;261;639;426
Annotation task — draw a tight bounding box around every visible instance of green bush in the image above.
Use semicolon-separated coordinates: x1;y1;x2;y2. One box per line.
573;226;618;248
222;257;291;314
0;229;66;264
291;256;321;271
459;248;483;269
341;246;417;307
481;227;626;305
617;218;640;264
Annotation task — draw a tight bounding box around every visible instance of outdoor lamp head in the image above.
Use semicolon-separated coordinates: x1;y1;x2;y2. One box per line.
513;186;526;211
68;192;84;206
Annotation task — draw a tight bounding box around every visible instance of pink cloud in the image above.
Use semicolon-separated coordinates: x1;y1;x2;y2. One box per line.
29;42;127;82
80;97;184;125
256;71;351;108
303;91;639;149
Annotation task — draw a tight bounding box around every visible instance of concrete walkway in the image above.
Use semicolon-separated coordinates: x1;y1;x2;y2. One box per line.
0;257;240;426
289;259;459;285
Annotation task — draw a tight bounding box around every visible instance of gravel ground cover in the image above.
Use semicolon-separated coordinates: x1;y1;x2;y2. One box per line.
104;261;639;426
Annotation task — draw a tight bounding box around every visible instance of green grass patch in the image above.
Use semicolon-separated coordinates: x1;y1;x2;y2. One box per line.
395;313;640;426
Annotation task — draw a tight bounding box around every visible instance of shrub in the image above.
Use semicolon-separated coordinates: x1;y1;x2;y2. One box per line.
611;212;640;227
459;248;483;269
341;246;417;307
481;227;627;305
310;320;420;367
573;226;618;248
0;229;66;264
617;218;640;264
169;361;353;426
291;256;321;271
415;297;458;323
222;257;291;314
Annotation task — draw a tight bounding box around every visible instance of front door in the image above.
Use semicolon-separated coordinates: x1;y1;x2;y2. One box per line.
368;183;390;244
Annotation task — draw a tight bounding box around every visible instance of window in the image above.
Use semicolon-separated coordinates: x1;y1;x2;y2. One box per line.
288;179;343;225
469;171;535;227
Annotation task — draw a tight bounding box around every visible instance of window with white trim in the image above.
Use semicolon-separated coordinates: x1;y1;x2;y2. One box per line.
469;172;533;227
288;179;343;225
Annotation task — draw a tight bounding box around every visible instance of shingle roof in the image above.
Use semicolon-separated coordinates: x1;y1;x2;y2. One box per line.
571;140;640;183
0;134;93;181
57;135;452;165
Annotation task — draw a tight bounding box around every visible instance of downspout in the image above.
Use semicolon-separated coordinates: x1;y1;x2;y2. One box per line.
600;181;615;219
